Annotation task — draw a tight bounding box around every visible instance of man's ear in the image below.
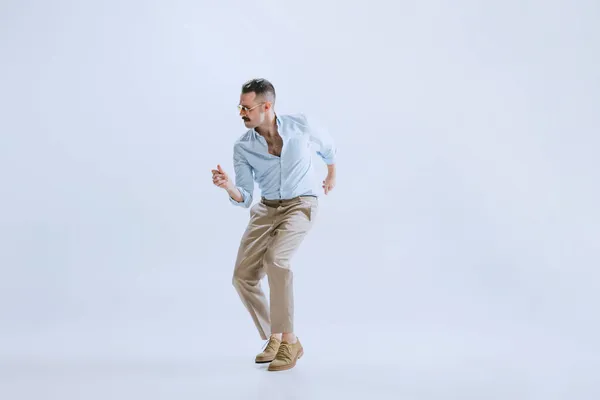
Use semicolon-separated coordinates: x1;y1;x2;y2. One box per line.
264;101;273;112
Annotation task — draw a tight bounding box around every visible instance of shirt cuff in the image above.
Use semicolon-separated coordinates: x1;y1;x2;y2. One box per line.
318;151;336;165
229;186;252;208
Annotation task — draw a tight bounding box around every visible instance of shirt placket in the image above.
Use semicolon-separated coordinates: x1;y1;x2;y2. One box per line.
279;135;284;200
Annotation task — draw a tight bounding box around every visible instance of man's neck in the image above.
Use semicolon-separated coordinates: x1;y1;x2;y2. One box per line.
255;114;278;139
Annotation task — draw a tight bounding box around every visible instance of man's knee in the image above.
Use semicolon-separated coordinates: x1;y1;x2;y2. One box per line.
232;267;260;288
263;250;277;271
264;250;291;273
232;264;246;288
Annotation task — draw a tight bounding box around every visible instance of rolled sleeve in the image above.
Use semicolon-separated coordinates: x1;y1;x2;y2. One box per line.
229;144;254;208
305;115;337;165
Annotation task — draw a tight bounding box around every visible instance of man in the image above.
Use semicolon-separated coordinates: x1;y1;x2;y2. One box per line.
211;78;337;371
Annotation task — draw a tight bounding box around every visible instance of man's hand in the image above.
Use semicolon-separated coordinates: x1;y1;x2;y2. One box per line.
323;164;336;195
322;174;336;195
212;164;244;202
212;164;232;190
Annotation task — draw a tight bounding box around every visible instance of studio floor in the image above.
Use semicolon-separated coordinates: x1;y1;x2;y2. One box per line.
1;320;596;400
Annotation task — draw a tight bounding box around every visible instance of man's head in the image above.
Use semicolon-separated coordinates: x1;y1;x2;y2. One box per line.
238;78;276;129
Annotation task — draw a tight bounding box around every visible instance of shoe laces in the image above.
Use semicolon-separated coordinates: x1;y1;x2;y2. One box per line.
274;342;293;363
262;337;280;353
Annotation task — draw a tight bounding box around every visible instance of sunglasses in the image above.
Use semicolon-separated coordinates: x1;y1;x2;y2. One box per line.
237;102;265;113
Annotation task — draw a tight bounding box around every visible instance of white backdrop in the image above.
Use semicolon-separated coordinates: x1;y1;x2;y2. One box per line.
1;1;598;399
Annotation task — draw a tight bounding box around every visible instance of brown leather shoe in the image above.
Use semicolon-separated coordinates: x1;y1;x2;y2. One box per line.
255;336;281;364
267;339;304;371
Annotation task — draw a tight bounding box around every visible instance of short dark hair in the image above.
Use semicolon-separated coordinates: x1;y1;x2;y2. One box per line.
241;78;276;103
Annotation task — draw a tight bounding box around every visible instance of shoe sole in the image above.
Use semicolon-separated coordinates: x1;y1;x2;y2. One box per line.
267;349;303;371
255;359;273;364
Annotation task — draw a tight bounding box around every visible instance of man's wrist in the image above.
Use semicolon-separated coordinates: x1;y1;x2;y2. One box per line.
326;163;336;176
226;185;243;202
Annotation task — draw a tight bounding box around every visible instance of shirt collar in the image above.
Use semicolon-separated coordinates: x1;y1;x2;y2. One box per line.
252;114;281;139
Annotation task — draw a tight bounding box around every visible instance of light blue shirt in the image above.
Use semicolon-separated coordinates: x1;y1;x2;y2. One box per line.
229;113;337;208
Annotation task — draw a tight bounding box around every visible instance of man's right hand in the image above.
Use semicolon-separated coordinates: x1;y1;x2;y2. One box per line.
212;164;244;202
212;164;232;190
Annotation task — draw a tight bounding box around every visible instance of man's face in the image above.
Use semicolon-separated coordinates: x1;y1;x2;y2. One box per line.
238;92;266;129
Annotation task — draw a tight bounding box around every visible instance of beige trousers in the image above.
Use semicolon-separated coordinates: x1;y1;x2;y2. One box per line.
232;195;318;339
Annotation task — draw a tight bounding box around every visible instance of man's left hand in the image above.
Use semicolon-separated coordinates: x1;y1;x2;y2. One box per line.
323;174;336;195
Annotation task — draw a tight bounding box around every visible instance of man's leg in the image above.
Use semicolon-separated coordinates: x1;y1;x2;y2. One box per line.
263;197;317;370
232;202;276;340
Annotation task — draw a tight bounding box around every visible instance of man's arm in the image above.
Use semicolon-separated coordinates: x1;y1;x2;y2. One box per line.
305;115;337;166
322;163;336;194
327;164;336;174
305;115;337;194
228;144;254;207
226;184;244;203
